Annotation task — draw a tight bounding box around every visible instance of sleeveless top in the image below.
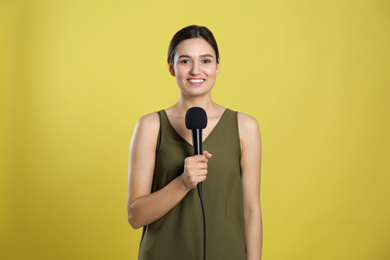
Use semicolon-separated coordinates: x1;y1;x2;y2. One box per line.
138;109;246;260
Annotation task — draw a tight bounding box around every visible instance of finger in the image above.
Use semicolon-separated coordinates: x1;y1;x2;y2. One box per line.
203;150;213;159
192;154;208;163
188;168;207;178
195;163;208;170
185;156;205;166
196;175;207;182
198;176;207;182
196;169;208;176
185;160;206;169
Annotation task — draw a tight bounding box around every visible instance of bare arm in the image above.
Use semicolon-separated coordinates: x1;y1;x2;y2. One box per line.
127;113;211;229
238;113;263;260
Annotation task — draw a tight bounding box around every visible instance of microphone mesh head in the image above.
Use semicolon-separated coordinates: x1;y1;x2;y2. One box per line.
185;107;208;129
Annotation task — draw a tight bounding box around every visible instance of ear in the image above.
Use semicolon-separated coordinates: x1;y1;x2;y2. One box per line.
216;58;220;76
168;60;175;76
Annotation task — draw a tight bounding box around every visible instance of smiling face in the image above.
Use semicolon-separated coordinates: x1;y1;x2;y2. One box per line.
169;38;220;98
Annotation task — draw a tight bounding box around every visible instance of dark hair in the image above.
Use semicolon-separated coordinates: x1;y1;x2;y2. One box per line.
168;25;219;64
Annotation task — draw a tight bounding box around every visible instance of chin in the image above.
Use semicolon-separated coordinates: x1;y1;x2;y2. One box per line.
182;89;213;98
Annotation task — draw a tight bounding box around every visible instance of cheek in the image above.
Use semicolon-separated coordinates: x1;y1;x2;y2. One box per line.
175;67;189;78
209;67;219;76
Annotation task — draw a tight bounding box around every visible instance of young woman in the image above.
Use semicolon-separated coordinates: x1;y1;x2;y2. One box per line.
127;25;262;260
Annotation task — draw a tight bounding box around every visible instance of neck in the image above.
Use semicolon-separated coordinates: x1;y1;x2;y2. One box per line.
176;94;214;114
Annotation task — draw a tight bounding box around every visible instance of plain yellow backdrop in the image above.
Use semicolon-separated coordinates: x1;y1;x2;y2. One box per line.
1;0;389;259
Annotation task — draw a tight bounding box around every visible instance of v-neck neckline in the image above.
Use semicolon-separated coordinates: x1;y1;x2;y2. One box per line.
162;109;228;147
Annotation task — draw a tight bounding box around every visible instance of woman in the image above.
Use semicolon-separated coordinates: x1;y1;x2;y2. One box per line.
127;25;262;260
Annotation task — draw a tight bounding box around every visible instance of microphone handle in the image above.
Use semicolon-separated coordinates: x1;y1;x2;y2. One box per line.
191;129;203;198
191;129;202;155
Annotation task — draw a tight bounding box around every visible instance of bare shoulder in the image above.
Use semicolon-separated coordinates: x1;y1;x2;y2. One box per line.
237;113;262;162
136;112;160;130
131;112;160;147
237;112;260;135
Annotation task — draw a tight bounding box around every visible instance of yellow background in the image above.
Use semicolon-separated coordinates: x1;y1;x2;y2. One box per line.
1;0;389;259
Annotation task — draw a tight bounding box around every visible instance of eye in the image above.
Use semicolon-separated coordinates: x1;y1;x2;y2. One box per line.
202;59;211;64
180;59;190;64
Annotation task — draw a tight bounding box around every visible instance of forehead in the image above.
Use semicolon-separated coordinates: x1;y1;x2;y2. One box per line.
175;38;216;57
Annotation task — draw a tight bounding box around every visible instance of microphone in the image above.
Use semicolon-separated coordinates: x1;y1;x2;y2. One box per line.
185;107;208;260
185;107;208;196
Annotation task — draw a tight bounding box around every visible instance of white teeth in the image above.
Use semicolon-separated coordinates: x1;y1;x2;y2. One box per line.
189;79;205;83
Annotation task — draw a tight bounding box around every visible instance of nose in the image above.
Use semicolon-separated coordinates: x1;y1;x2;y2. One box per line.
190;62;201;75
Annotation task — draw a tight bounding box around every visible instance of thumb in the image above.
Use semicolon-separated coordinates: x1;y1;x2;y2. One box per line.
203;150;213;159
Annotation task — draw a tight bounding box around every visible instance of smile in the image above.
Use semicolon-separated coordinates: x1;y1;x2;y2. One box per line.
188;79;205;83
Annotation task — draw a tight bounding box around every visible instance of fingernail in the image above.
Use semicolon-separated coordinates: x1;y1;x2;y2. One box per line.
208;153;212;157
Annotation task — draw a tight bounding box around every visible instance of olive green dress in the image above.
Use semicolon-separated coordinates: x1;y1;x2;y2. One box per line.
138;109;246;260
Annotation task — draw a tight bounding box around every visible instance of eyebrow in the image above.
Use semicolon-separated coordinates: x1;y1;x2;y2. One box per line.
178;54;215;59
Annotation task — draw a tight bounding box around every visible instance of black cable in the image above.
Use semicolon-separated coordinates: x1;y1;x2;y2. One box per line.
197;183;206;260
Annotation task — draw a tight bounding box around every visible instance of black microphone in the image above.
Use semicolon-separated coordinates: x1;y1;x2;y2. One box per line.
185;107;208;260
185;107;208;196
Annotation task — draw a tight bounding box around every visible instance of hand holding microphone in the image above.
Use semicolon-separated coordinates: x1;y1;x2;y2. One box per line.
184;107;209;197
181;151;212;190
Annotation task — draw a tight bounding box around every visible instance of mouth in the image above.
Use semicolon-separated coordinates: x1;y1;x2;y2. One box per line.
187;78;205;85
